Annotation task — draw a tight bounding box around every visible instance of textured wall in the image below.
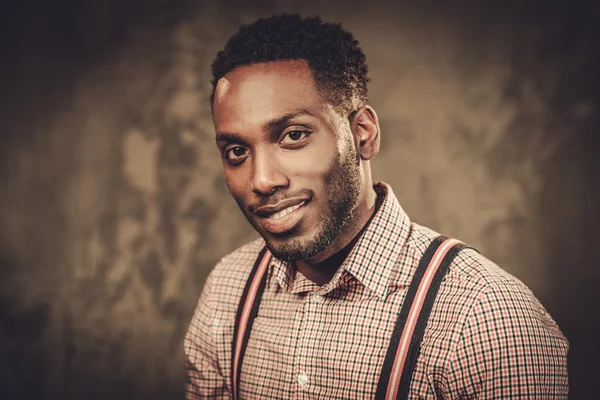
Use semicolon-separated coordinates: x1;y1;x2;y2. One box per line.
1;1;598;399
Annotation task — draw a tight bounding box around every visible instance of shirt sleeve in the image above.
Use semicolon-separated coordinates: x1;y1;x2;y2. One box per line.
445;281;569;399
184;271;231;399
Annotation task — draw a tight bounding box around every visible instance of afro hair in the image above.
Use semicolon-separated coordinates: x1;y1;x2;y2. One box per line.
210;13;370;114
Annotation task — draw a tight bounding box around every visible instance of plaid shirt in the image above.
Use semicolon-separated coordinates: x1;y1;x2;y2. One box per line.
184;182;569;399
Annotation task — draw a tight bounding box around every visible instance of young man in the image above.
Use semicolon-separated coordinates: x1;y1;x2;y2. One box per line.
184;14;569;399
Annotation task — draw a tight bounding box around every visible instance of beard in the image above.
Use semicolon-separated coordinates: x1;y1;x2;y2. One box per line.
243;133;362;262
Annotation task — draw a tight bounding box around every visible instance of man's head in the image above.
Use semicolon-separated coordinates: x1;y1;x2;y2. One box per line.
211;14;380;263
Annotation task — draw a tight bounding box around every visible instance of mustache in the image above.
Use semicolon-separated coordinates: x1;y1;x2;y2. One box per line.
247;189;313;214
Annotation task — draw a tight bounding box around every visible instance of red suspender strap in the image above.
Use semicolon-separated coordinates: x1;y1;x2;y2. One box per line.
231;247;272;400
375;236;469;400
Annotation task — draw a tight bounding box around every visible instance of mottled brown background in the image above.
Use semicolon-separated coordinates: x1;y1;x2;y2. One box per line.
0;0;598;399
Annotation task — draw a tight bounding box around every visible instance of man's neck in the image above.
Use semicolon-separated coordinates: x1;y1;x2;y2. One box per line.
294;187;382;286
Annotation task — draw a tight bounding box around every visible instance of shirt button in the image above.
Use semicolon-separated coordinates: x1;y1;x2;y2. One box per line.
297;373;309;386
312;294;324;303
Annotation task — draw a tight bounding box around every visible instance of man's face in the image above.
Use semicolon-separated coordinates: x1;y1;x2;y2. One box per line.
213;60;363;261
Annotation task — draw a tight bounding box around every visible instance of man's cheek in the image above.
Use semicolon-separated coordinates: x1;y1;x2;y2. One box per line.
229;194;246;214
224;173;245;196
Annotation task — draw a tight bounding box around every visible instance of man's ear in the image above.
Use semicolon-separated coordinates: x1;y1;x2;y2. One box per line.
349;105;381;161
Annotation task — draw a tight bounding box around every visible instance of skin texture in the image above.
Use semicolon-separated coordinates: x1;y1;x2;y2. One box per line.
213;60;381;285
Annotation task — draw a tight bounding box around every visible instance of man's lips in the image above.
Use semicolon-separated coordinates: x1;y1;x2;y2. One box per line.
253;197;309;218
252;197;310;235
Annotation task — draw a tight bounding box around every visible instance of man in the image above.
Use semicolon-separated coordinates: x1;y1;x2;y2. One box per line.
184;13;569;399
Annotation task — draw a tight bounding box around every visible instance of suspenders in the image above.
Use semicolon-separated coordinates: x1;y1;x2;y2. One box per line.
374;236;467;400
231;247;270;400
231;236;470;400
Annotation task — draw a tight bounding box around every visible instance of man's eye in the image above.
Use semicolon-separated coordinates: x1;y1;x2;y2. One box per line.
225;146;248;163
281;130;309;144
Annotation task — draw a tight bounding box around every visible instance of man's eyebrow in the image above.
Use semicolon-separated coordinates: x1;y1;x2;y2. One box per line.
263;108;315;130
215;132;250;147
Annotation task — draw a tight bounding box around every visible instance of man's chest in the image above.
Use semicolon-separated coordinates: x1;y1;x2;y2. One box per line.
213;287;451;399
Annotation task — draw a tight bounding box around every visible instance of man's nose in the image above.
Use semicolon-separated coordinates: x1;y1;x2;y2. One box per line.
250;151;288;196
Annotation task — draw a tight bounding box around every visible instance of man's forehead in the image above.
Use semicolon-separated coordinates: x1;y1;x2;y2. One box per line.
213;60;327;131
214;60;316;102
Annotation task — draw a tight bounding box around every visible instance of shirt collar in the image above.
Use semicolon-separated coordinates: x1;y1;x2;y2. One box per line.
340;182;411;298
271;182;411;299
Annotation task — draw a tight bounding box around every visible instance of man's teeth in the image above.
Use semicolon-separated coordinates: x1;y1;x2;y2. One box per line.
268;202;304;220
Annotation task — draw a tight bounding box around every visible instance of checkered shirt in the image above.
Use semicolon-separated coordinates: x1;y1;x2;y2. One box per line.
184;182;569;399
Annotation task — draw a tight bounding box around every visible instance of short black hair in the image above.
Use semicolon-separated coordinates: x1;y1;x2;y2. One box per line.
210;13;369;114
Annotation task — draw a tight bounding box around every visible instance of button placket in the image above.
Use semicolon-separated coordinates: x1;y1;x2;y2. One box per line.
292;297;309;397
297;292;323;396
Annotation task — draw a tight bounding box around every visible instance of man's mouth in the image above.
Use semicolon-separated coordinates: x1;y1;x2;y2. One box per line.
254;199;309;234
268;202;305;220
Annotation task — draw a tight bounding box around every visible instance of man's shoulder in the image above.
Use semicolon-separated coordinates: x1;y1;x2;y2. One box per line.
408;222;564;341
407;222;528;293
405;225;568;395
204;237;266;309
407;222;555;322
210;237;266;281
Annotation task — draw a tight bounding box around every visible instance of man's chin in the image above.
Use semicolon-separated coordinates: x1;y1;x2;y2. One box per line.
264;231;336;262
263;240;306;262
248;215;335;262
263;236;319;262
